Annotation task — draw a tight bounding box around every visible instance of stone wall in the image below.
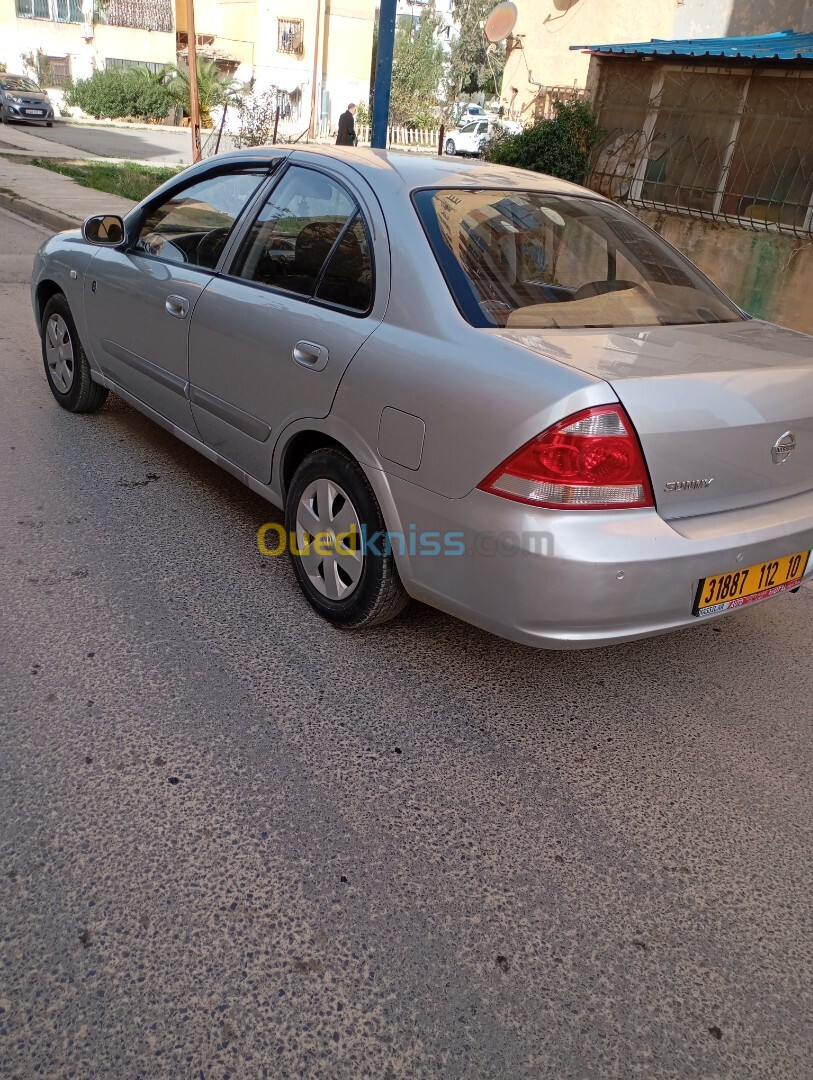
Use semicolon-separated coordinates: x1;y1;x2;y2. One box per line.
632;209;813;336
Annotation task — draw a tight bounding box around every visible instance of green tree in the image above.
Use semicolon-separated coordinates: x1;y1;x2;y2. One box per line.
444;0;505;110
389;10;445;127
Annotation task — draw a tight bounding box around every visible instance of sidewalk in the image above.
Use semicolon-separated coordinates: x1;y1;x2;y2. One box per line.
0;158;136;233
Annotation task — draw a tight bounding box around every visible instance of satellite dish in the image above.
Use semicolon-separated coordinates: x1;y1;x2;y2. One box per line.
485;1;518;43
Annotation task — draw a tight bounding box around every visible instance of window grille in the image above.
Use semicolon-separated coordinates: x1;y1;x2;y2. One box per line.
45;55;71;86
15;0;82;22
278;18;304;56
106;58;170;75
588;61;813;237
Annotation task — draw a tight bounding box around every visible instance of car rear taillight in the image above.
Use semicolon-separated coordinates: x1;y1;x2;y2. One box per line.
478;405;654;510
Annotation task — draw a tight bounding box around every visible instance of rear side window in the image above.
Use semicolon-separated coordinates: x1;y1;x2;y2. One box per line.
229;165;374;311
135;171;265;269
314;215;373;312
413;187;743;329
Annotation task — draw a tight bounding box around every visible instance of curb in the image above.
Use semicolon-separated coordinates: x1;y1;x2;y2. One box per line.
0;190;77;232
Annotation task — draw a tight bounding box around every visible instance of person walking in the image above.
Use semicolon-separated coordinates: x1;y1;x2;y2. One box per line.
336;103;358;147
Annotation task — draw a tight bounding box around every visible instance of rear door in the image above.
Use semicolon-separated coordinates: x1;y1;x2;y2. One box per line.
83;166;270;434
186;160;389;482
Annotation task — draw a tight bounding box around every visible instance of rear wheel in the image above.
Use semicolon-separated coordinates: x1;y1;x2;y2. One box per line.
41;293;108;413
285;448;408;629
445;139;456;155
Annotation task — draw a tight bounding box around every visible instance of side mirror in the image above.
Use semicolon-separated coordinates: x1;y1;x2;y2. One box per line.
82;214;126;246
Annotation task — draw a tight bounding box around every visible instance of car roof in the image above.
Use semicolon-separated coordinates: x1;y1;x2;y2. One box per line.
209;145;596;198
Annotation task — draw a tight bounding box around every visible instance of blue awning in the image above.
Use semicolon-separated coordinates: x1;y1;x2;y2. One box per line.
570;29;813;62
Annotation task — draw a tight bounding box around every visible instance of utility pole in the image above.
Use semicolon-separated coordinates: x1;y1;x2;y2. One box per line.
371;0;397;149
309;0;324;139
185;0;202;163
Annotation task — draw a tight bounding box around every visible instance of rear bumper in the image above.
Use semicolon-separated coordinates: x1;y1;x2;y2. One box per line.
372;472;813;649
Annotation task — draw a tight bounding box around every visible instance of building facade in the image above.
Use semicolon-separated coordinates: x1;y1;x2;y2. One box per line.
0;0;176;88
174;0;376;130
0;0;375;131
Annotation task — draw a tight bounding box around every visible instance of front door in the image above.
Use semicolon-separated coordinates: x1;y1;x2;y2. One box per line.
186;162;388;482
83;168;269;434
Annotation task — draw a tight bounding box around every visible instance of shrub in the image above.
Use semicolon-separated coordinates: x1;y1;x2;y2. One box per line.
234;89;287;148
482;100;603;185
64;68;174;123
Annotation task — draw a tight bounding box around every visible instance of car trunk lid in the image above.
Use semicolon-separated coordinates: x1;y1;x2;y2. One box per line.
495;320;813;520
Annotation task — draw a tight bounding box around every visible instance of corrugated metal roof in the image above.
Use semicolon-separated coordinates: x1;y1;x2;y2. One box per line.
570;29;813;62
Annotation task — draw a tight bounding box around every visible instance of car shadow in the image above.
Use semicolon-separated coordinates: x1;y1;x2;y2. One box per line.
72;390;811;742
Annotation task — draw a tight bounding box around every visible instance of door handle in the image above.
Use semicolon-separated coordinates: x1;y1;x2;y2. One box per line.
165;294;189;319
293;341;328;371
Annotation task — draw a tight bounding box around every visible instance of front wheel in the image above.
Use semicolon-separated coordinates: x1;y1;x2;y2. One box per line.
41;293;108;413
445;139;456;155
285;448;408;629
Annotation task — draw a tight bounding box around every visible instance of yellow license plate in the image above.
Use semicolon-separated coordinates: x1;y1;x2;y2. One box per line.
693;550;810;617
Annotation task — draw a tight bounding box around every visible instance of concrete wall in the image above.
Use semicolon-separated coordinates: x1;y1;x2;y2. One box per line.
672;0;813;37
633;209;813;335
174;0;256;68
320;0;375;123
500;0;674;119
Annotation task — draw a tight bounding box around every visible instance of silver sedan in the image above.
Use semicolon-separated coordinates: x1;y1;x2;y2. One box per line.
31;147;813;648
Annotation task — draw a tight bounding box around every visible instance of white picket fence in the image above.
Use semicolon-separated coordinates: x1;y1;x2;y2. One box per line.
357;124;441;148
317;119;441;149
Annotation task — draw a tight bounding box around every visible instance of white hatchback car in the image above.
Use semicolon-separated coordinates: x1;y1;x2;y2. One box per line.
445;119;490;157
445;118;523;157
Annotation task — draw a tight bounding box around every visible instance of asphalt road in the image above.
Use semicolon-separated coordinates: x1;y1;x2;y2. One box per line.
2;206;812;1079
21;120;199;163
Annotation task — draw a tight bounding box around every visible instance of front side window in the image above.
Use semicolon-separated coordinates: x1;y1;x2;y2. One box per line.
414;188;743;329
135;171;265;269
229;165;373;310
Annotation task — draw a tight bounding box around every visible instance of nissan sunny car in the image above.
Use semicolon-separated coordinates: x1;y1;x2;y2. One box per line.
31;147;813;648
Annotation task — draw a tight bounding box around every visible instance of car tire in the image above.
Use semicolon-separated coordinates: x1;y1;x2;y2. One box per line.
285;447;409;629
445;139;456;155
41;293;108;413
46;121;53;128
